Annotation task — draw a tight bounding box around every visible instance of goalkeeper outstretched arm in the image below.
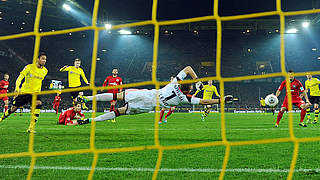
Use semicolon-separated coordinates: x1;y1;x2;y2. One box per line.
199;95;233;105
181;66;198;80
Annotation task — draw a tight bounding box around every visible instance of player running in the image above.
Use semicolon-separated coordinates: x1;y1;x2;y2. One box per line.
0;52;48;133
193;80;220;121
260;97;266;114
77;66;234;125
0;73;9;112
53;92;61;115
305;73;320;124
274;70;311;127
58;102;85;126
59;58;89;103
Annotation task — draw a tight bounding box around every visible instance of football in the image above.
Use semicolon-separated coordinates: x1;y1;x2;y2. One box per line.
265;94;279;107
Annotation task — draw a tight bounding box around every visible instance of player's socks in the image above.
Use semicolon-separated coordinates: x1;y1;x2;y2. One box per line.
4;105;8;112
276;111;284;125
306;108;311;120
300;109;306;123
109;104;115;112
159;109;165;122
201;112;205;121
87;93;117;102
0;109;12;122
27;108;40;132
314;109;319;122
165;109;174;119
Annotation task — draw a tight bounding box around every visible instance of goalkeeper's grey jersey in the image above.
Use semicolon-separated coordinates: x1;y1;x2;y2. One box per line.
158;70;200;108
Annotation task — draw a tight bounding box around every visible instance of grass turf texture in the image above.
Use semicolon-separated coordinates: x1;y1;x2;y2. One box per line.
0;112;320;179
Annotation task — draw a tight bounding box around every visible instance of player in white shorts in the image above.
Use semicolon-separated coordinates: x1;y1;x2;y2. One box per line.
78;66;233;124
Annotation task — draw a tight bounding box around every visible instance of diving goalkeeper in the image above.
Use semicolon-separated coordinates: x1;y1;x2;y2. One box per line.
77;66;234;125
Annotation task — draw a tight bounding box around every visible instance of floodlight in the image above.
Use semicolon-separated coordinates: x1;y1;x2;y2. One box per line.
63;3;71;11
302;22;310;28
105;24;112;30
286;28;298;33
119;30;132;35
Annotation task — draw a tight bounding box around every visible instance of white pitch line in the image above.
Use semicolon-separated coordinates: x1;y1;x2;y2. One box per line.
27;127;320;131
1;127;319;131
0;165;319;173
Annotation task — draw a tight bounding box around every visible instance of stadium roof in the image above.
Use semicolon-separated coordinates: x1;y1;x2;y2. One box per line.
0;0;319;35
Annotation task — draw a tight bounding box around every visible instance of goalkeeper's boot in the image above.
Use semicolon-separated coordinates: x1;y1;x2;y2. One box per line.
274;123;279;128
224;95;234;104
111;118;116;123
299;122;307;127
312;120;318;124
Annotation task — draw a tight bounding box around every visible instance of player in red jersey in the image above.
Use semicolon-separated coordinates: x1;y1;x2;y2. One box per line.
275;70;311;127
53;92;61;115
58;102;85;125
0;73;9;112
102;68;122;122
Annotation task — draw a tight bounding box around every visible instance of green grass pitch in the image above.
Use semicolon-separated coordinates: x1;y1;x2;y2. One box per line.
1;112;320;179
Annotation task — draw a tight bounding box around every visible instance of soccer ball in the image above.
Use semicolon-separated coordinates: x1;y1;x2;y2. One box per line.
265;94;279;107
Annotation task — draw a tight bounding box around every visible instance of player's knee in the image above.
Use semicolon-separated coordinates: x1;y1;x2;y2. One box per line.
280;107;286;112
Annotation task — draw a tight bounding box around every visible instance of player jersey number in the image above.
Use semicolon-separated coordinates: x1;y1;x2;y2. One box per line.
164;91;178;102
160;91;178;106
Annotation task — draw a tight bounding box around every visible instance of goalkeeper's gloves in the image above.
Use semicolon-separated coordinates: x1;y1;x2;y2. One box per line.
224;95;234;103
195;81;203;91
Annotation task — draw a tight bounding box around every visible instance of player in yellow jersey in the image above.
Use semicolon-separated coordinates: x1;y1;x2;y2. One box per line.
260;97;266;114
0;52;48;133
193;80;220;121
59;58;89;103
305;73;320;124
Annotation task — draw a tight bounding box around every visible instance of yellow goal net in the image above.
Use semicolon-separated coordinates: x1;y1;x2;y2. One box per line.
1;0;320;179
